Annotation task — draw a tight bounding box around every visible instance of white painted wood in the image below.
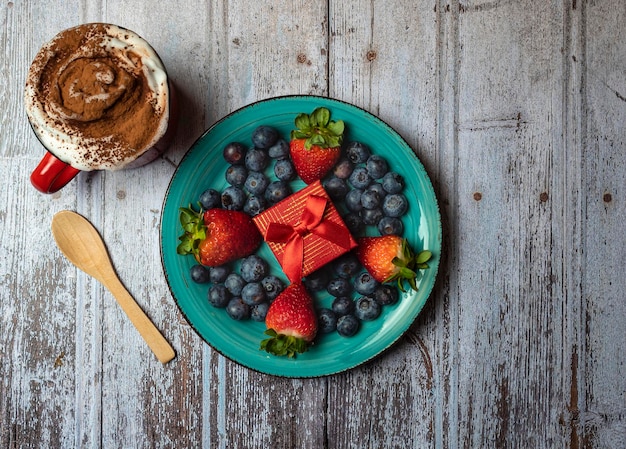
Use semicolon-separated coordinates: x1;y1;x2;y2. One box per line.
2;0;626;447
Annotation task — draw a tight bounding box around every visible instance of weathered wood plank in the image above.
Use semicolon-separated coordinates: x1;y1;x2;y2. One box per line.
581;1;626;447
2;3;84;448
451;0;577;446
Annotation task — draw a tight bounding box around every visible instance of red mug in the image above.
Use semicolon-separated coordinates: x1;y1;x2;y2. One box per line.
26;23;177;194
30;153;83;194
29;81;177;194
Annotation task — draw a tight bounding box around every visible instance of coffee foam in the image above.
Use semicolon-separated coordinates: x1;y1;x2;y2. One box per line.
24;23;170;171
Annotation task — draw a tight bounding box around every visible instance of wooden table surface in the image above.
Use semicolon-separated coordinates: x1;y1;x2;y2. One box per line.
2;0;626;447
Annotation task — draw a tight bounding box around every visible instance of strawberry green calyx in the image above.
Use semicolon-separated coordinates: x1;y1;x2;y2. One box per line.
415;250;433;269
260;329;309;358
176;206;206;258
291;107;345;150
387;240;433;292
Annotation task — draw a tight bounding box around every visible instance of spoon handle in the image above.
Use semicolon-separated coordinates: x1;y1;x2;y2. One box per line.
102;274;176;364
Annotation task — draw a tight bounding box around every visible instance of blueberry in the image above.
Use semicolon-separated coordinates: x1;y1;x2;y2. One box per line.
355;296;381;321
360;188;383;210
243;195;267;216
382;193;408;217
225;273;246;296
318;308;338;334
199;188;221;210
360;208;384;226
274;159;296;181
226;297;250;320
377;216;404;236
354;271;379;295
190;264;210;284
333;253;361;279
323;176;349;201
225;165;248;187
209;265;231;283
268;138;289;159
367;182;386;198
245;148;268;171
244;171;270;196
336;314;360;337
345;189;363;212
348;166;372;189
366;155;388;179
241;282;266;305
221;186;246;210
343;212;364;235
382;171;405;194
261;275;285;301
223;142;246;165
252;125;279;149
265;181;292;204
333;158;354;179
304;268;330;292
332;296;355;316
208;284;231;308
240;255;268;282
344;141;371;164
327;277;352;297
373;284;399;306
251;302;270;322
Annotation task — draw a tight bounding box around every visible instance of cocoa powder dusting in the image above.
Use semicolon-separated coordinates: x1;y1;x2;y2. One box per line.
25;23;168;170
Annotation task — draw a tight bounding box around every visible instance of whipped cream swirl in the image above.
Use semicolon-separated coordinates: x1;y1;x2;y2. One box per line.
25;23;170;171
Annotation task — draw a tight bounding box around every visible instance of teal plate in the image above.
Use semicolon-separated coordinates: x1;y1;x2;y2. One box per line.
160;95;441;377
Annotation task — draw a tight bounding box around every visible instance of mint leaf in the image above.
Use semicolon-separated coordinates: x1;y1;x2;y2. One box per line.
291;107;345;149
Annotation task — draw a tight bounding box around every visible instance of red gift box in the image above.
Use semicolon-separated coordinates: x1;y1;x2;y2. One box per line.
253;180;358;283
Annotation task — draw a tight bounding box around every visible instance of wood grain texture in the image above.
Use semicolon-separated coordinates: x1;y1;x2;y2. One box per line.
454;1;572;446
581;1;626;447
2;0;626;447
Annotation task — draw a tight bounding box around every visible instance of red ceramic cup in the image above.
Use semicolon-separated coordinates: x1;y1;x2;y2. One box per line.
30;154;83;194
29;80;177;194
26;24;177;194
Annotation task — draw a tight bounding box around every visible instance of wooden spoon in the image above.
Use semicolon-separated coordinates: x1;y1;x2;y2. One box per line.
51;210;176;364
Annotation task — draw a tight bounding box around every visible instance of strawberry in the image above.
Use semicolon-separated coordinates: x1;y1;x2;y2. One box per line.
289;107;344;184
355;236;432;292
177;207;262;267
260;282;318;358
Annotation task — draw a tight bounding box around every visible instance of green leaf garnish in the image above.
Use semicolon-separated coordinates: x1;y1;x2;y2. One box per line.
311;107;330;126
260;329;309;358
176;206;206;257
383;242;434;292
416;250;432;265
290;107;345;150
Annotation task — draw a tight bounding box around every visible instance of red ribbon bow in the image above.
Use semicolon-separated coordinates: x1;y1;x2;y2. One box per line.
264;194;353;282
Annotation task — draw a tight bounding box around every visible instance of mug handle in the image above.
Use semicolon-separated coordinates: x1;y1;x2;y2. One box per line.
30;152;81;194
